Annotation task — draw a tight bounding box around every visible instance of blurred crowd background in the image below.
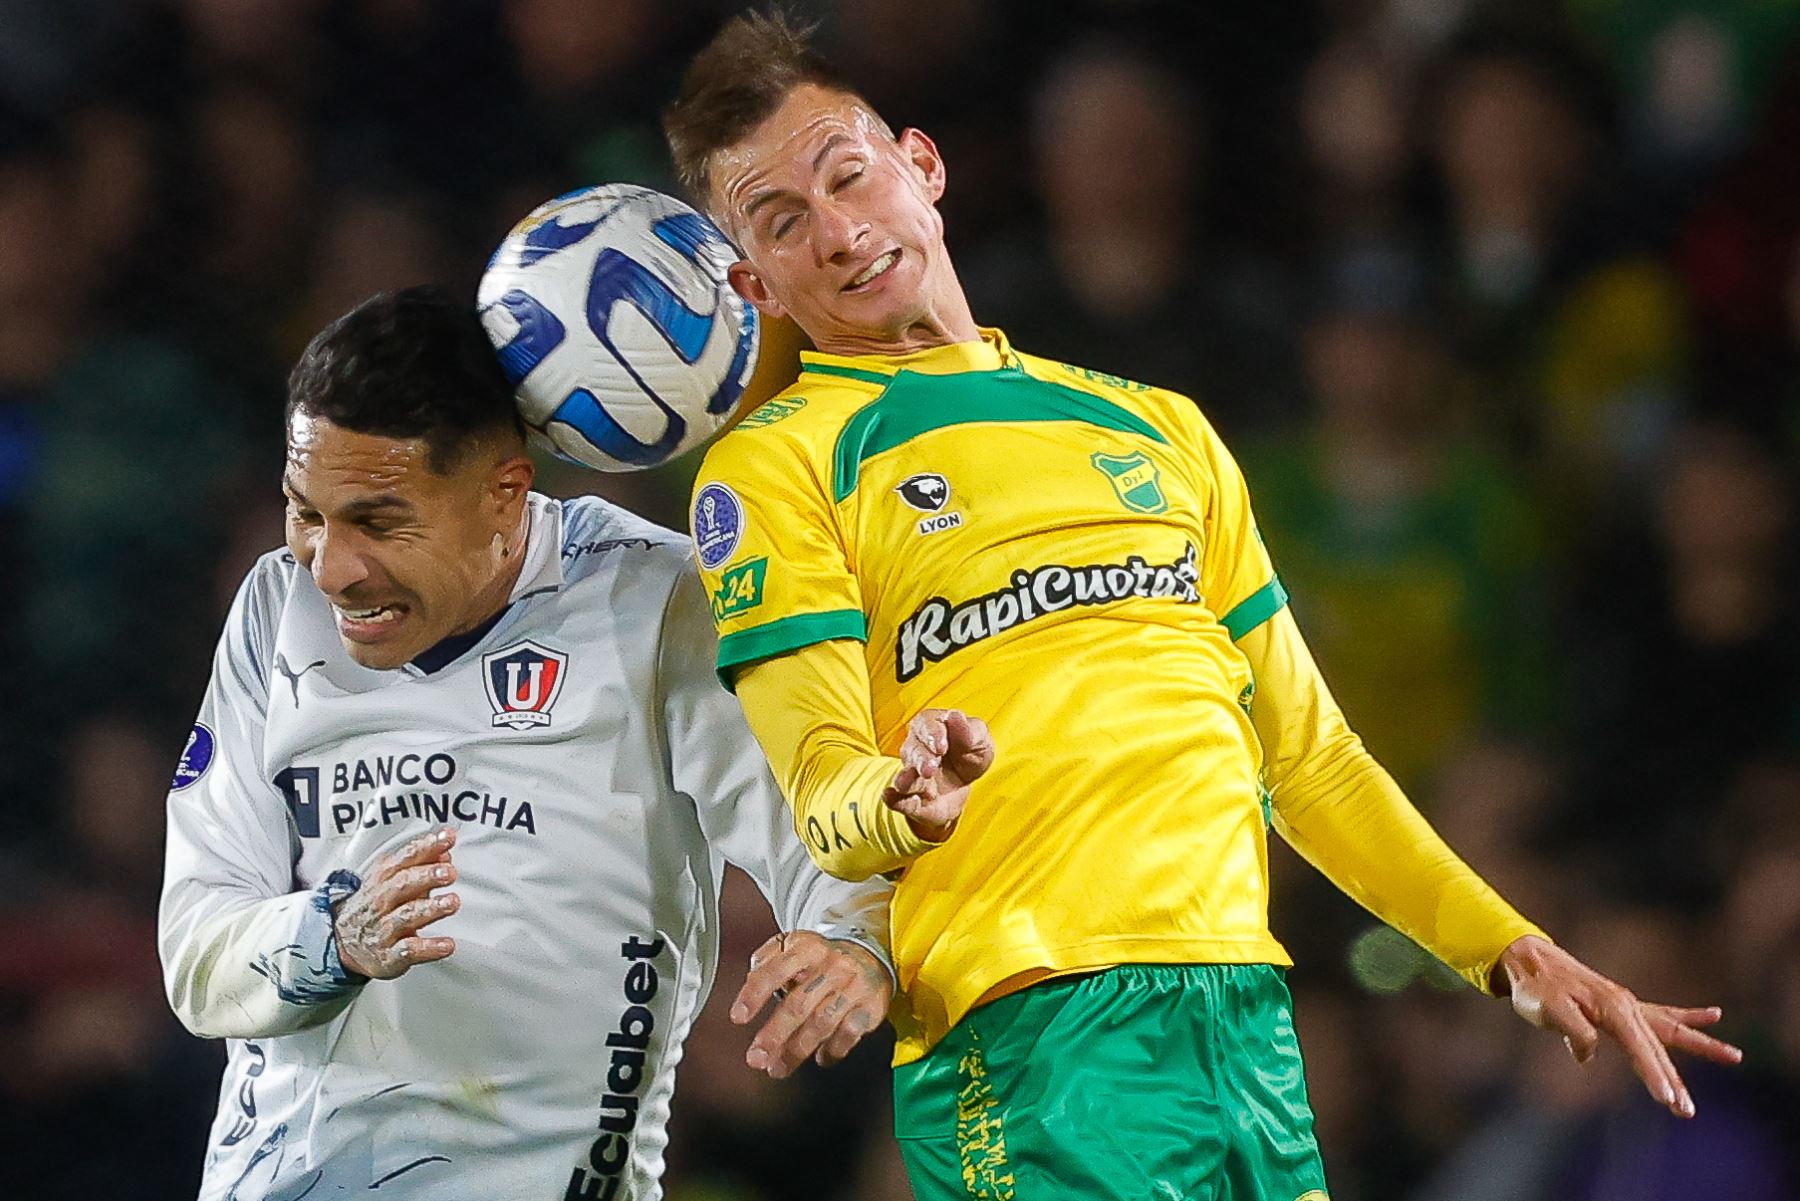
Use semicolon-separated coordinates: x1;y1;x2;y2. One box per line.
2;0;1798;1197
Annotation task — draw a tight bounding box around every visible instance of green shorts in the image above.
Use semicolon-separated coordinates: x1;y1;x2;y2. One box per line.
892;964;1330;1201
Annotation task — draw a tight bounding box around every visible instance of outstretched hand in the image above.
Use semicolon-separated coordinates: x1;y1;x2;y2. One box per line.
731;931;893;1077
1497;935;1742;1118
882;708;995;841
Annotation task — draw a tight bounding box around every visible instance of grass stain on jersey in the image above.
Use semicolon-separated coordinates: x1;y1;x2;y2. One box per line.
456;1076;502;1120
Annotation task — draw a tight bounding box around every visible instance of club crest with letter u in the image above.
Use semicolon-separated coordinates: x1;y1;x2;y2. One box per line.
483;640;569;729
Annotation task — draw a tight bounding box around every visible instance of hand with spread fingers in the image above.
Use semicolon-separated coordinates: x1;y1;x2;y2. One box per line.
882;708;996;842
730;930;893;1079
332;826;462;980
1497;935;1743;1118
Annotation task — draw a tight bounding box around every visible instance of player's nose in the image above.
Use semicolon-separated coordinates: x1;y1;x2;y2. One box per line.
813;201;869;267
310;524;372;599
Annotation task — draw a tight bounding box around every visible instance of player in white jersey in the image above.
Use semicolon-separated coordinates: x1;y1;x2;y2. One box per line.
158;287;895;1201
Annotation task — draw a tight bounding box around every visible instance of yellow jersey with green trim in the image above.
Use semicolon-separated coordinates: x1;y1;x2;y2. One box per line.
690;329;1296;1060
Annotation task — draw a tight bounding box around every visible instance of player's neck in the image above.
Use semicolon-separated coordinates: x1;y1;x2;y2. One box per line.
809;275;981;358
455;507;532;636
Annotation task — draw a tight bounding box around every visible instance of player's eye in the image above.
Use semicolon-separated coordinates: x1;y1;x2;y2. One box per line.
772;213;799;240
833;167;864;191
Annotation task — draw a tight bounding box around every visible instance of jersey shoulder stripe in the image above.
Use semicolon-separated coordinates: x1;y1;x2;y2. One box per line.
1221;575;1289;640
1011;350;1215;440
827;364;1169;502
705;367;882;474
224;547;306;701
715;609;868;689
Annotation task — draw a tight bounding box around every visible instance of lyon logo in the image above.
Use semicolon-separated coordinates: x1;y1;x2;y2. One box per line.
895;473;950;512
482;640;569;730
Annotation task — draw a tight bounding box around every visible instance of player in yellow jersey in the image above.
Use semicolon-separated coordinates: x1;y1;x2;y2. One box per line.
663;13;1743;1200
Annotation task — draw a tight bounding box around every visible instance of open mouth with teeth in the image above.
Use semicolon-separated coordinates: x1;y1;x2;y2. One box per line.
334;602;410;643
844;249;900;291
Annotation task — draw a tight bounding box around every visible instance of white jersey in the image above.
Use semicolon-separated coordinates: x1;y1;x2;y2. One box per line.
159;492;891;1201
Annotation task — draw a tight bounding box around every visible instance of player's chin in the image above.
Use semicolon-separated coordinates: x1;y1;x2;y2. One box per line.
339;638;413;671
335;610;425;669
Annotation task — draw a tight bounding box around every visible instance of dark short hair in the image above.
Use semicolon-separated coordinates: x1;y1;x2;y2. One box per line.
287;285;525;473
662;8;867;200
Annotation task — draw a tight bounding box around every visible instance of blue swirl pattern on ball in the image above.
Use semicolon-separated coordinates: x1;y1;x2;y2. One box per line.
478;185;761;472
487;289;564;383
648;212;759;416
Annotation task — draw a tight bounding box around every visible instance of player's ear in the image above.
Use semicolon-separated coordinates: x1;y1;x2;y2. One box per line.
489;449;535;518
729;261;787;322
896;128;946;204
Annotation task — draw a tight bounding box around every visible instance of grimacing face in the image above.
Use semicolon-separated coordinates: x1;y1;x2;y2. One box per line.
283;412;533;670
711;84;968;355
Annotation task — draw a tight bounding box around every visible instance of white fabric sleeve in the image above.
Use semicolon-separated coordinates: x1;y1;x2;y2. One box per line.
655;564;895;983
158;561;364;1039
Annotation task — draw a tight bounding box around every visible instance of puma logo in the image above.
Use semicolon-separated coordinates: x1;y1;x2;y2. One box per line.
274;654;325;706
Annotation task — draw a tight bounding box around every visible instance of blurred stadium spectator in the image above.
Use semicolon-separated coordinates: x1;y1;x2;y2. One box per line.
968;36;1305;435
1247;259;1549;788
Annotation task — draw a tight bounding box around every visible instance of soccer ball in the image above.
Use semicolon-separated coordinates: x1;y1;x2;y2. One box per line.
478;184;760;472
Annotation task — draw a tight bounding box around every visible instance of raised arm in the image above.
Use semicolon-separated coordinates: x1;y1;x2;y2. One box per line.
158;564;363;1038
734;639;984;881
1239;606;1543;990
687;429;986;883
1195;403;1742;1117
657;566;895;1074
1242;605;1740;1114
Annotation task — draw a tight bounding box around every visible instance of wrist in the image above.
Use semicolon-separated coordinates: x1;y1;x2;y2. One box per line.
325;927;366;984
1491;933;1554;996
906;815;957;844
321;869;370;984
829;936;898;993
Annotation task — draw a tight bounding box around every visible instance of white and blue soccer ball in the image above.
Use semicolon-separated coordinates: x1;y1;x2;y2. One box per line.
478;184;760;472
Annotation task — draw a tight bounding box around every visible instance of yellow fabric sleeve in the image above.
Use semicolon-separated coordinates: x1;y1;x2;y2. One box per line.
1183;399;1279;620
690;426;869;689
1240;606;1549;994
735;637;941;882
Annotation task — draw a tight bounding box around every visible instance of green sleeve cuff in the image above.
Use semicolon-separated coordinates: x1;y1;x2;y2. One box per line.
716;609;868;691
1221;576;1289;641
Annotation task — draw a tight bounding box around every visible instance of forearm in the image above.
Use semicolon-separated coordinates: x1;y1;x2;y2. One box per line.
1245;610;1546;992
1274;741;1545;992
161;564;368;1037
658;573;899;977
735;640;938;881
159;872;363;1038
